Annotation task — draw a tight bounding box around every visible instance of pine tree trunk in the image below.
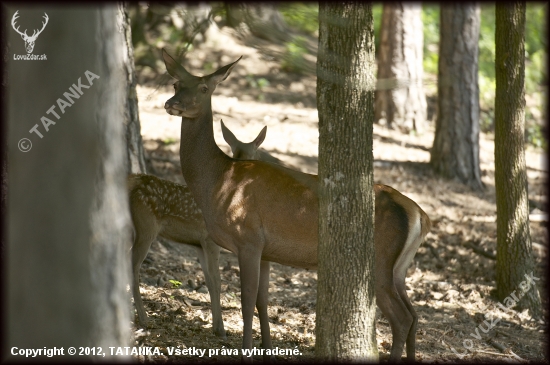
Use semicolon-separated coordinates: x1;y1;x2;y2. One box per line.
316;3;378;361
88;7;133;348
375;3;426;132
494;2;541;319
430;4;483;190
7;6;131;358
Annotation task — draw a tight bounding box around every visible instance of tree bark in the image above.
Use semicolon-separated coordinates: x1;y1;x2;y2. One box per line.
494;2;541;319
375;3;426;132
316;3;378;361
430;4;484;190
120;3;147;174
7;5;131;358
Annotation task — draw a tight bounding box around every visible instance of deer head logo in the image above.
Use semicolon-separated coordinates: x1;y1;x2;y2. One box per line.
11;11;49;54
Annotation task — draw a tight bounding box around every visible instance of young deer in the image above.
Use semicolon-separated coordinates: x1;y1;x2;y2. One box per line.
220;119;284;166
162;49;431;362
128;174;225;337
129;123;270;338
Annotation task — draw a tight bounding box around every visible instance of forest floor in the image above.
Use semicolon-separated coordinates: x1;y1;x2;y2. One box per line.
130;23;548;363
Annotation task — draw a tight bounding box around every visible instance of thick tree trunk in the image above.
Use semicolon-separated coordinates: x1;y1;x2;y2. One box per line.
430;4;483;190
494;2;541;319
120;4;147;174
375;3;426;132
316;3;378;361
7;6;131;358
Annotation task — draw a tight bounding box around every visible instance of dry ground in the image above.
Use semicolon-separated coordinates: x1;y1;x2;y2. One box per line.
130;24;548;363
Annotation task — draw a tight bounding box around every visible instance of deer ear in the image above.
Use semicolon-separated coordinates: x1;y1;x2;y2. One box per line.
253;126;267;148
162;49;194;81
221;119;238;146
207;56;242;87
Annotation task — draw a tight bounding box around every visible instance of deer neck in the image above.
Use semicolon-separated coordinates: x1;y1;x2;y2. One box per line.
179;107;230;207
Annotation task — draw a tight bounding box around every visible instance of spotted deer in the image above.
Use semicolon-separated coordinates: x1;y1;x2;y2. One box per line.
129;123;270;338
162;49;431;362
128;174;226;337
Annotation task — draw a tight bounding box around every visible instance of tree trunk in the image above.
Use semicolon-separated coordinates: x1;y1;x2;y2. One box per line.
7;6;131;358
494;2;541;319
375;3;427;132
2;36;7;264
316;3;378;361
120;4;147;174
1;149;5;262
430;4;484;190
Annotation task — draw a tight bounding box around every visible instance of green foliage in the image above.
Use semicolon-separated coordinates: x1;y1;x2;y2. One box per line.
525;4;547;56
478;3;547;144
373;4;383;54
468;3;548;121
281;36;310;74
422;4;440;75
169;279;182;288
203;61;215;73
524;4;547;96
479;4;496;83
479;73;496;111
480;109;495;133
162;137;178;145
246;75;270;101
246;75;270;89
526;91;547;149
210;2;226;20
526;49;546;94
478;5;497;111
279;3;319;35
257;78;270;89
526;123;547;149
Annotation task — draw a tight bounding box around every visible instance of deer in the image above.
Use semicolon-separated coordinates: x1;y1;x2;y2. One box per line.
220;120;285;166
11;11;49;54
128;123;270;339
128;173;226;337
162;49;431;362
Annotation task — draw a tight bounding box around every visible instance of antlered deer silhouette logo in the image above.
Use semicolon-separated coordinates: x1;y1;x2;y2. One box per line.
11;11;49;54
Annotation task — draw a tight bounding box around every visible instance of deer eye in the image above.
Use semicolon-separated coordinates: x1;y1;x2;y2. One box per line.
201;86;209;93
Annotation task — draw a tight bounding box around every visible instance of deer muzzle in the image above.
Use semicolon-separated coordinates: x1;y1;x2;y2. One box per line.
164;100;186;116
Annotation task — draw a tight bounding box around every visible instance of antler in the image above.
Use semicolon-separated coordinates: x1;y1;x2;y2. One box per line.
28;13;49;40
11;10;29;38
11;11;48;41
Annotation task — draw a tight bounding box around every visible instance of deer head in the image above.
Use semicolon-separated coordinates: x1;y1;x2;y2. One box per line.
162;49;241;118
221;120;266;160
12;11;49;54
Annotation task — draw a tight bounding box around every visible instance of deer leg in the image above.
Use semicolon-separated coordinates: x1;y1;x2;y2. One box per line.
195;236;226;338
392;220;423;362
395;279;417;361
131;232;156;328
376;278;414;362
238;248;262;362
256;260;273;362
